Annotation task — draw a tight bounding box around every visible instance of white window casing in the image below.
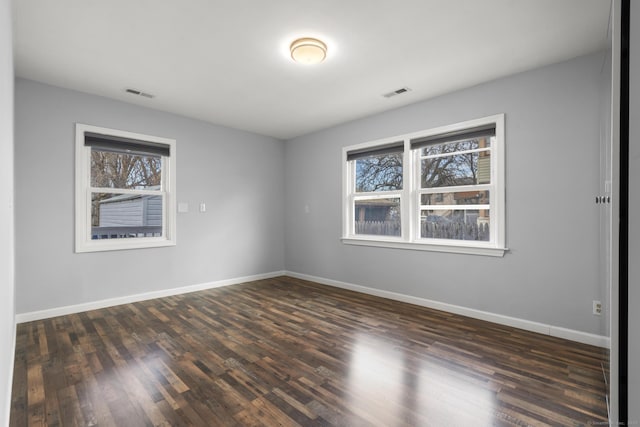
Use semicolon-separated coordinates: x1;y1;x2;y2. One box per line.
75;123;177;253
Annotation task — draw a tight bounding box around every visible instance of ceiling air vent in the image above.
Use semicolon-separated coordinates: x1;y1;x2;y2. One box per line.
382;87;411;98
125;88;155;99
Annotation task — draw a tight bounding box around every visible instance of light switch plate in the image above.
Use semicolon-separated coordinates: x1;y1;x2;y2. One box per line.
178;202;189;213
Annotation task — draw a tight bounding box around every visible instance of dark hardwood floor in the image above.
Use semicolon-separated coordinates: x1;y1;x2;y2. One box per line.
10;276;608;426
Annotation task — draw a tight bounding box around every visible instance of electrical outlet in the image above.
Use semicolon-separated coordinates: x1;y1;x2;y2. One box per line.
593;300;602;316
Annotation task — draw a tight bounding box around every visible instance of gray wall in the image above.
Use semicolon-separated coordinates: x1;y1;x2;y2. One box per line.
284;52;605;335
14;79;285;314
628;1;639;423
0;0;14;423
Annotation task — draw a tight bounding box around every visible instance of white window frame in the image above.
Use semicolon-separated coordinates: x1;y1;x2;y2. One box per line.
75;123;177;253
342;114;507;257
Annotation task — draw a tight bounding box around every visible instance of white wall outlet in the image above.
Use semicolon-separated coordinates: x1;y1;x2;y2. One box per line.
199;202;206;213
593;300;602;316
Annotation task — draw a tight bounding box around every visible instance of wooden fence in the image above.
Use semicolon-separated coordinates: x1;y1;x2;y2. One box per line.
355;220;490;241
421;221;489;241
355;221;401;236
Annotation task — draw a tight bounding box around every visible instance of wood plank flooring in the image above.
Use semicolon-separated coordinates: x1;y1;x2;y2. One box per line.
10;276;609;426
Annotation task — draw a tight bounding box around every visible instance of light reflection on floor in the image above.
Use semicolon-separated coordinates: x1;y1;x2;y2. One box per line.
348;334;496;426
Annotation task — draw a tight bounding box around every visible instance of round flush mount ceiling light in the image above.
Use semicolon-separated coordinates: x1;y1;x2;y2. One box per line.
290;37;327;64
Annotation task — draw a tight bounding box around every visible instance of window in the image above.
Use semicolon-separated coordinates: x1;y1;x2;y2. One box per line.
349;141;404;237
342;114;506;257
75;124;176;252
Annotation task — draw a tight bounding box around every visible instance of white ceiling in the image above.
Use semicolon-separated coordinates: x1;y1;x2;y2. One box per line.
13;0;611;140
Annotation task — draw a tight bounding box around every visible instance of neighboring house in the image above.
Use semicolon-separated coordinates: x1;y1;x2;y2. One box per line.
98;193;162;228
355;198;398;222
354;198;401;236
93;187;163;239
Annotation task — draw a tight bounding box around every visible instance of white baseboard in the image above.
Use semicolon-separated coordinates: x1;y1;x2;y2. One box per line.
15;269;610;349
3;321;16;427
285;271;611;349
15;270;286;323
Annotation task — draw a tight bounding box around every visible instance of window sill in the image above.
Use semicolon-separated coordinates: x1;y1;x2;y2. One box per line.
75;238;176;253
341;237;507;257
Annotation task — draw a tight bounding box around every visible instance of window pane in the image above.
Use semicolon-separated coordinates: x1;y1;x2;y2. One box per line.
421;190;490;206
354;198;401;236
91;149;162;190
420;209;490;241
91;192;163;240
420;136;492;188
355;152;402;192
421;137;492;157
421;150;491;188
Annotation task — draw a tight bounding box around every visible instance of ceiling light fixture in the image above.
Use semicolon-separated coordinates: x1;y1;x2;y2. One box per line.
290;37;327;64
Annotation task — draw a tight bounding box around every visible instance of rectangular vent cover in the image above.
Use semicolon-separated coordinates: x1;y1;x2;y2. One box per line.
383;87;411;98
125;88;155;99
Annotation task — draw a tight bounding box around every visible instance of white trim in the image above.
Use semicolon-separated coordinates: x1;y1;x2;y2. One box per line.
3;321;16;427
549;326;610;348
15;271;286;323
77;236;176;252
284;271;610;349
342;237;508;257
608;2;621;423
418;204;491;210
15;269;611;349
